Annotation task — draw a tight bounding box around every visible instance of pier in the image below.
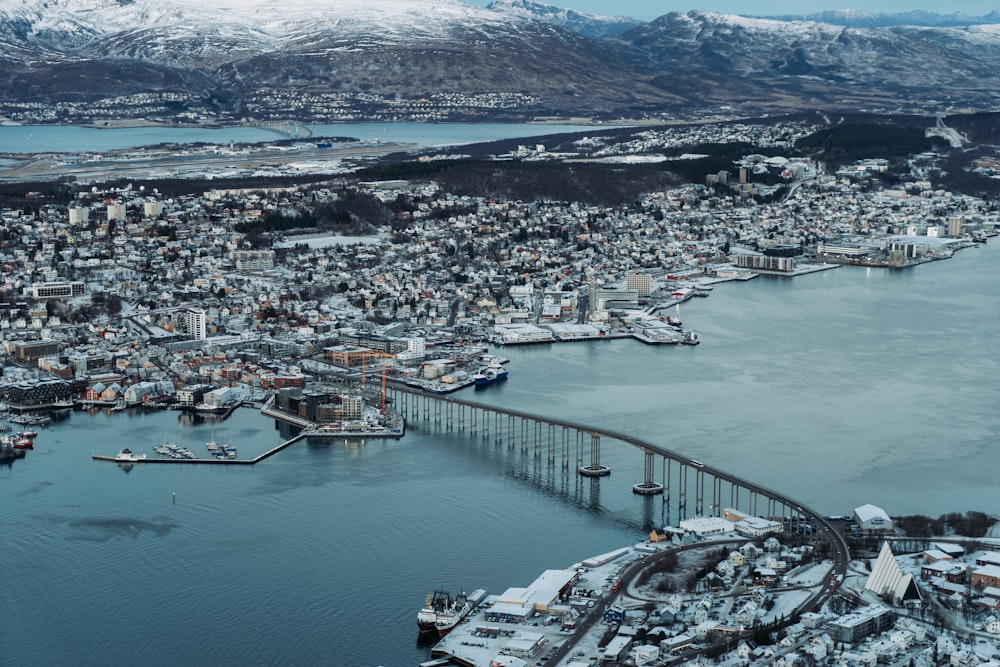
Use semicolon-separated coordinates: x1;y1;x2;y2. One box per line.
91;432;309;466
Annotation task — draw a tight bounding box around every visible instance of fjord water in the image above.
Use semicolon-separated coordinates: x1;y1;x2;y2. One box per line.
0;122;594;154
2;243;998;666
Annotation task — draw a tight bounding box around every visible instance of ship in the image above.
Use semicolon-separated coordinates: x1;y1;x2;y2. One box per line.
473;358;508;386
417;589;486;638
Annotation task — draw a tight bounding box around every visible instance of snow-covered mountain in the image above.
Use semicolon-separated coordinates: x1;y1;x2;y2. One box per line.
0;0;670;116
764;8;1000;28
2;1;1000;121
485;0;642;38
614;10;1000;95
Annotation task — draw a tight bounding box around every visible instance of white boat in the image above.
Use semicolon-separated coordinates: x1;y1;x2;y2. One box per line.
115;448;146;462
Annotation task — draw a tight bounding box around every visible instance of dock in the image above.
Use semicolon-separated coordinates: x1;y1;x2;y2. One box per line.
92;432;309;466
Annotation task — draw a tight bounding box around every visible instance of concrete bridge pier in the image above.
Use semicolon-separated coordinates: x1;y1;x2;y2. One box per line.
633;449;664;495
579;433;610;477
678;463;688;520
695;468;706;515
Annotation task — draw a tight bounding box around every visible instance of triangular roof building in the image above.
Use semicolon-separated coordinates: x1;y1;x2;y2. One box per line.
865;541;922;606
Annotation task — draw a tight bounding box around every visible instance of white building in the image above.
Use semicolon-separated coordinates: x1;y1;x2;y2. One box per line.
68;206;90;225
107;201;126;222
854;504;893;532
679;516;734;537
734;516;783;537
183;307;207;340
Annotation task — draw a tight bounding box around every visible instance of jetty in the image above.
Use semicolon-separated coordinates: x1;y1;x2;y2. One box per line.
91;432;309;466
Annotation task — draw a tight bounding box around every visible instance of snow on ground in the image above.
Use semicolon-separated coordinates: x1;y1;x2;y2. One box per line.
762;589;811;623
273;234;385;249
785;560;832;586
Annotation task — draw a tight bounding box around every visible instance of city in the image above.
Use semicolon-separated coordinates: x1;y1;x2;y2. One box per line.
1;115;1000;665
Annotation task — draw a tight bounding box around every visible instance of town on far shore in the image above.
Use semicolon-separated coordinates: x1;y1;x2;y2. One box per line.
2;118;997;444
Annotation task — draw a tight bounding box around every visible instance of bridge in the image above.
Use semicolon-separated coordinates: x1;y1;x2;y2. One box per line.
248;121;313;139
388;385;850;586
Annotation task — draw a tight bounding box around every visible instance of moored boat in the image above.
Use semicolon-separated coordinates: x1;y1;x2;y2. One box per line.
417;589;486;638
473;357;509;386
115;448;147;462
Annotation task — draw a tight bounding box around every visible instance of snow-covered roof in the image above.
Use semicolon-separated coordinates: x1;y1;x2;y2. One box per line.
854;503;891;523
866;542;921;604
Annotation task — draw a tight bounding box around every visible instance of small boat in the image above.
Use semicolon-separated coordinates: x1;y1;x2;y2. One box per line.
115;448;146;462
17;429;37;439
14;437;33;449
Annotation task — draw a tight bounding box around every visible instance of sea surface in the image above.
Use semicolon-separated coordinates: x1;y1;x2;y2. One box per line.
0;122;598;154
1;242;998;666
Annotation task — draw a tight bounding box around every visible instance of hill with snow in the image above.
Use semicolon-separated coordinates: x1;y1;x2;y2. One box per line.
1;1;1000;122
485;0;642;38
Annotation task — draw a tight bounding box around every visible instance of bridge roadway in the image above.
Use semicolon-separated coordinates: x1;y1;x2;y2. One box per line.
391;385;850;586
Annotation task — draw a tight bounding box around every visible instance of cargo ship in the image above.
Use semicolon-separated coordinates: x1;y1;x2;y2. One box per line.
417;589;487;638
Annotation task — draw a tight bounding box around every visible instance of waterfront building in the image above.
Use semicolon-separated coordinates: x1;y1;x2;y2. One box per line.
626;272;652;298
0;378;71;407
734;516;783;537
340;394;364;420
854;504;893;533
679;516;733;537
593;287;639;311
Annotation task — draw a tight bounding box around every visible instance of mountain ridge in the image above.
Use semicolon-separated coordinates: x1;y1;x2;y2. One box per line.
2;1;999;123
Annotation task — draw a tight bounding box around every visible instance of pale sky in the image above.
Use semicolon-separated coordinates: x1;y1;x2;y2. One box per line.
467;1;1000;21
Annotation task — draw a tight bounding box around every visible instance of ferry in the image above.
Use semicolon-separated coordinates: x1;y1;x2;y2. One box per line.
473;357;509;386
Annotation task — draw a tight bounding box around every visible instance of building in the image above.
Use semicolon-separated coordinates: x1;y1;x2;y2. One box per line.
340;394;364;420
626;272;652;298
143;200;164;218
325;344;376;367
68;206;89;225
865;542;922;606
972;565;1000;591
12;340;61;361
734;516;784;537
106;201;126;221
854;504;893;532
828;605;894;644
593;287;639;311
31;281;85;299
679;516;734;537
183;308;207;340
